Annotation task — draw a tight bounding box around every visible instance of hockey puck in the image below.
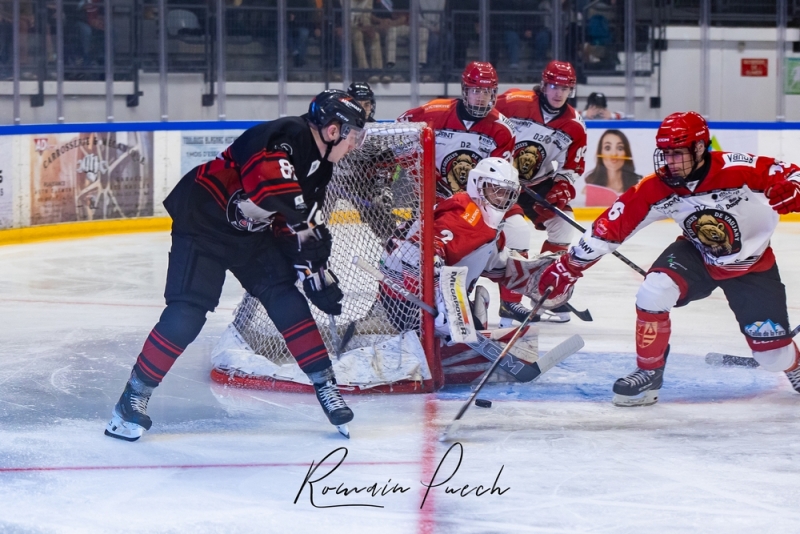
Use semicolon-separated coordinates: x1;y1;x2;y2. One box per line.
474;398;492;408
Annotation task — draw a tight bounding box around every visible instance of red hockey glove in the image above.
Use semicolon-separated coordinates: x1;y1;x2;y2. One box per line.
533;179;576;221
538;253;586;301
766;180;800;214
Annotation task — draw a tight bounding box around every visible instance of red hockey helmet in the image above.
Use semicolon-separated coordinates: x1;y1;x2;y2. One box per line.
542;60;577;88
655;111;710;150
653;111;710;188
461;61;498;118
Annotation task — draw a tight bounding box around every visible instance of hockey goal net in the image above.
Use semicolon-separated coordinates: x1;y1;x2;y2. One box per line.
210;122;442;393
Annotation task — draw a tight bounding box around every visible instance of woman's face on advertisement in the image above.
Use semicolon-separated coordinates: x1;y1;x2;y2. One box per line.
600;133;626;172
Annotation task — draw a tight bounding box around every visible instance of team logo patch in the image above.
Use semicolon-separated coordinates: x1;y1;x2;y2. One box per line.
512;141;547;184
636;321;658;348
441;150;479;193
226;190;271;233
683;209;742;257
745;320;787;338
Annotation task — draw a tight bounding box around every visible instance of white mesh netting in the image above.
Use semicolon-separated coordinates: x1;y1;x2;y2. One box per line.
211;122;437;392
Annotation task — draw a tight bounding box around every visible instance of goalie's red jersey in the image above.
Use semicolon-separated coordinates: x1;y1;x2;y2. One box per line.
398;99;515;197
495;89;587;185
574;152;800;279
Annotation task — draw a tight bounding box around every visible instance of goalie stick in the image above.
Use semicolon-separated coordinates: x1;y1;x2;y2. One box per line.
352;256;542;383
441;292;585;442
705;324;800;368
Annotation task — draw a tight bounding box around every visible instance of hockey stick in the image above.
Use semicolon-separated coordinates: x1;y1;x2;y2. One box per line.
440;288;553;442
352;255;540;382
523;186;648;277
705;324;800;368
338;321;357;354
328;315;344;359
564;303;593;322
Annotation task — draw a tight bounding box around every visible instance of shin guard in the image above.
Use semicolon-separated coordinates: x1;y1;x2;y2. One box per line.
635;309;671;370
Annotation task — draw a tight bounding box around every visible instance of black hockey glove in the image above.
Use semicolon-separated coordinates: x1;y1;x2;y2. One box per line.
301;267;344;316
283;222;333;271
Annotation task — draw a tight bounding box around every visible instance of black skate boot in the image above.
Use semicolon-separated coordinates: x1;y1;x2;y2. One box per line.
613;346;668;407
498;300;539;328
309;367;354;438
105;371;155;442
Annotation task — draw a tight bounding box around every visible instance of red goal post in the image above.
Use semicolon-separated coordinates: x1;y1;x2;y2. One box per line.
209;122;443;393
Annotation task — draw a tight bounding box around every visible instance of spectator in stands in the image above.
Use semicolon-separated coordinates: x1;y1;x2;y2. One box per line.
288;0;320;68
583;0;617;69
491;0;534;70
447;0;478;69
581;92;624;120
352;0;383;78
74;0;104;73
583;129;641;198
384;0;429;71
420;0;445;69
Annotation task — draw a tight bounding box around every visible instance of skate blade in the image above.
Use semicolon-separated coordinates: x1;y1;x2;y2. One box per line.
336;424;350;439
612;389;659;407
104;411;146;442
538;312;570;323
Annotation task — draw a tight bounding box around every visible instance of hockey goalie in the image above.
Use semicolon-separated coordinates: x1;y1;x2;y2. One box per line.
378;157;573;383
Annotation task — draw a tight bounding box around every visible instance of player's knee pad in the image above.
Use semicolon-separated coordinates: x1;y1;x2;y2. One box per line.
542;214;575;245
636;272;681;313
501;214;531;251
157;301;208;348
752;341;798;372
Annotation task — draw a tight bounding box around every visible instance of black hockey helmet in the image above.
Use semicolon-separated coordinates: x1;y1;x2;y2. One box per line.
586;92;607;109
307;89;367;158
347;82;376;121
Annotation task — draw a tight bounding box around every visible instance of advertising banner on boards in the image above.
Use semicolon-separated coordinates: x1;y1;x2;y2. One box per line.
180;130;243;177
30;132;154;225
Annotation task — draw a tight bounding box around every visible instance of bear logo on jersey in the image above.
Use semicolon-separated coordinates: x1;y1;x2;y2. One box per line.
683;210;742;257
513;142;547;184
442;151;479;193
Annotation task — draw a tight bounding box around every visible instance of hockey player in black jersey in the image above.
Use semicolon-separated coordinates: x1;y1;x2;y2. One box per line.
104;90;367;441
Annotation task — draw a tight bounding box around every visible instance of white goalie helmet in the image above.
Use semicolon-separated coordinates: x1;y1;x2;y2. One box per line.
466;157;521;229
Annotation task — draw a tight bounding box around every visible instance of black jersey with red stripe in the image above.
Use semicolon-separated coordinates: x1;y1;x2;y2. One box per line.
164;116;332;238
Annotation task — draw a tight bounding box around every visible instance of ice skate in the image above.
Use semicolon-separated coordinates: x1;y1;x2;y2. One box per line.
498;300;539;327
310;368;354;438
612;365;665;407
104;371;155;442
538;304;571;323
785;366;800;393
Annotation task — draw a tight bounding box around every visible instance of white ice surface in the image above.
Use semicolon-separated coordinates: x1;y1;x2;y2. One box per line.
1;223;800;533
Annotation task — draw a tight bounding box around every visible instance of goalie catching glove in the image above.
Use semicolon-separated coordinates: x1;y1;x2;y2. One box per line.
533;177;576;221
766;178;800;214
298;267;344;316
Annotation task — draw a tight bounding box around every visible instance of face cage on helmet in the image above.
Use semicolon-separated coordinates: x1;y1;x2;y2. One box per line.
478;177;520;211
653;147;695;188
462;86;498;118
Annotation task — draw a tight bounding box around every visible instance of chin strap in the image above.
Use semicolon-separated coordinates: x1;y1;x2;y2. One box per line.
312;122;343;162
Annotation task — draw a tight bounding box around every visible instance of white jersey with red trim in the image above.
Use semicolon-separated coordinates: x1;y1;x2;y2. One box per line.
495;89;587;186
398;99;516;197
573;151;800;279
